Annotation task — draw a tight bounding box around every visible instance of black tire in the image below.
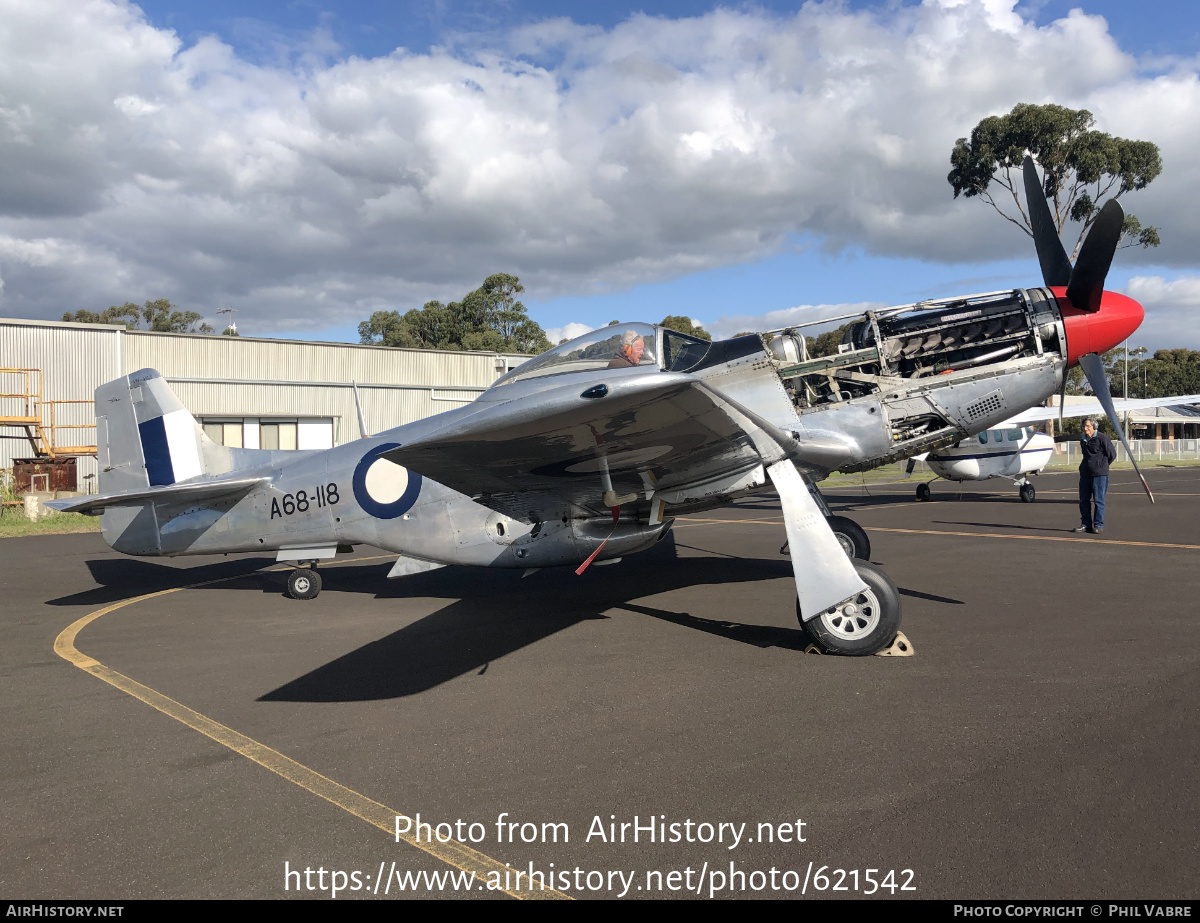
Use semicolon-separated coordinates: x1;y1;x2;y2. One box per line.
1020;484;1036;503
287;568;322;600
798;560;902;656
916;482;931;502
826;515;871;560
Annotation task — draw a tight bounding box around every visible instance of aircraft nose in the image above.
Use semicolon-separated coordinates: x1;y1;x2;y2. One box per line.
1053;287;1145;367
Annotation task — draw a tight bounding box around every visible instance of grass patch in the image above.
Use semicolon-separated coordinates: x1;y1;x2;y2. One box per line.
0;507;101;538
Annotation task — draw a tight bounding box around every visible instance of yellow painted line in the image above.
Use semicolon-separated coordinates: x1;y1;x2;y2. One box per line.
678;515;1200;551
831;501;919;511
1023;490;1200;497
862;526;1200;551
54;561;570;900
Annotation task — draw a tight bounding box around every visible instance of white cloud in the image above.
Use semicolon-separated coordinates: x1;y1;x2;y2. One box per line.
544;321;594;343
1123;275;1200;349
706;302;888;340
1126;275;1200;306
0;0;1197;335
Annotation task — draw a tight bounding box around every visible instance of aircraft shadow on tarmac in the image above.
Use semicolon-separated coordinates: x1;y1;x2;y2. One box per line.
48;556;276;607
46;536;962;702
258;542;967;702
932;520;1084;534
258;546;801;702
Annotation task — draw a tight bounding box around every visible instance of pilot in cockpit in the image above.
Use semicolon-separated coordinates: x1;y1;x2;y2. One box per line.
607;330;645;369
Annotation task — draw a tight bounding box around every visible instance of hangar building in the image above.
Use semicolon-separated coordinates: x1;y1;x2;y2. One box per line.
1;316;529;494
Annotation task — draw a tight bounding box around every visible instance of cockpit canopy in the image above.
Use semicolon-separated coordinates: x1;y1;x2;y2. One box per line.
492;323;714;387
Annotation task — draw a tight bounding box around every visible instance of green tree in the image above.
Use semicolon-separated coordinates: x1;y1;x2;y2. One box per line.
62;303;142;329
658;315;711;341
63;300;212;333
139;299;214;333
805;324;851;358
357;274;552;354
948;103;1162;258
1141;349;1200;398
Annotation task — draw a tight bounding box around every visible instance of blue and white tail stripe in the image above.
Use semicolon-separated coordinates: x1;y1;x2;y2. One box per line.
139;409;204;486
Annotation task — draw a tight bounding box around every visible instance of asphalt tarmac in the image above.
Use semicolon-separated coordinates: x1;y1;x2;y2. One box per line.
3;466;1198;900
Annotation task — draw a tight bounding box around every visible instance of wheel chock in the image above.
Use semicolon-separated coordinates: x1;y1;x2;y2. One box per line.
874;630;914;657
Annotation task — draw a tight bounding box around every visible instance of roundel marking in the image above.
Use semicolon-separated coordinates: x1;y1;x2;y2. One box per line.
352;443;423;519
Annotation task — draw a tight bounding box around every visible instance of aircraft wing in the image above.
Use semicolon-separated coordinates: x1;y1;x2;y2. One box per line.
45;476;267;515
1004;395;1200;426
378;370;817;522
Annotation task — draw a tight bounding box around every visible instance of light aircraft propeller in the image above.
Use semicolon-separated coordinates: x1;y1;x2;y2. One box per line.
1022;156;1154;502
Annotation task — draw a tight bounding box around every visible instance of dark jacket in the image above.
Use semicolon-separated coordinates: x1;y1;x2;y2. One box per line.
1079;431;1116;477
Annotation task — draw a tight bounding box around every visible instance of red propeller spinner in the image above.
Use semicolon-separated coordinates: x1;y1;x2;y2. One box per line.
1054;288;1145;367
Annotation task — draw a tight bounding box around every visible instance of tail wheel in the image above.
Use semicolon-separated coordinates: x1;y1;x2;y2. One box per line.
798;560;902;656
1019;484;1036;503
287;568;322;600
916;482;932;502
826;515;871;560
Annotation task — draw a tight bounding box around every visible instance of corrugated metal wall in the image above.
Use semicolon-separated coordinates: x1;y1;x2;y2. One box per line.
122;330;513;387
2;318;530;493
1;319;121;489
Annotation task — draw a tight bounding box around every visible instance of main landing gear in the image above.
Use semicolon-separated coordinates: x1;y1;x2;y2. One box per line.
789;485;872;561
797;559;902;656
915;481;932;502
827;515;871;560
773;464;904;656
286;565;322;600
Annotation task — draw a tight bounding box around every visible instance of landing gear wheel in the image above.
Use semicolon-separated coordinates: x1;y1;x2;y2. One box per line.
826;515;871;560
916;482;931;502
1019;484;1036;503
287;567;322;600
797;560;902;656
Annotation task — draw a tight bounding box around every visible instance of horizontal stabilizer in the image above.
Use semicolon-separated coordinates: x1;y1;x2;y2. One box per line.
45;477;267;516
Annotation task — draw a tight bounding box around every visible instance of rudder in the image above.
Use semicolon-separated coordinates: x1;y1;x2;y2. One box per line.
96;369;207;493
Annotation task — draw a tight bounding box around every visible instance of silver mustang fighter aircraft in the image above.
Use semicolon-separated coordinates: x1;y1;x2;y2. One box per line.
51;159;1154;655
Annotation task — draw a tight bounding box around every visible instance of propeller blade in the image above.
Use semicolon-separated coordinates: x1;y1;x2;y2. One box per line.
905;458;916;478
1057;372;1068;427
1078;352;1155;503
1022;156;1072;288
1066;199;1125;313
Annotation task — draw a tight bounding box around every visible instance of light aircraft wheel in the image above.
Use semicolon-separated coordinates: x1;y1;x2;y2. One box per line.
1019;484;1036;503
916;482;932;502
797;560;902;656
287;568;322;600
826;515;871;560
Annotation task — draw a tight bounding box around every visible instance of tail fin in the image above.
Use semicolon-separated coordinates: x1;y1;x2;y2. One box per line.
97;369;209;493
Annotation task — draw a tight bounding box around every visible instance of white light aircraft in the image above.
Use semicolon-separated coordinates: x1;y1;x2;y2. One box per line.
909;394;1200;502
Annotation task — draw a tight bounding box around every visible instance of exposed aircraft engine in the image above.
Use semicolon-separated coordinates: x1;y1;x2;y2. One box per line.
765;288;1066;474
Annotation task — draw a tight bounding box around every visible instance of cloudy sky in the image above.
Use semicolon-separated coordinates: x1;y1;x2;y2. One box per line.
2;0;1200;350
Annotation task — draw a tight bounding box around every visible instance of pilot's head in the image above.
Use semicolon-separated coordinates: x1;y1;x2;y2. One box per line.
620;330;645;364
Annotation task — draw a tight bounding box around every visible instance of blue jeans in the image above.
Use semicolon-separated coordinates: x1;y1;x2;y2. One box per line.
1079;475;1109;529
